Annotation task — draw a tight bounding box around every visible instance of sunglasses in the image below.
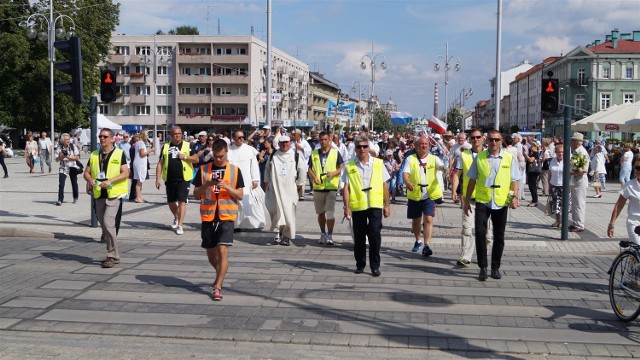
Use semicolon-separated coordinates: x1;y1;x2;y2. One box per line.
98;135;110;139
488;138;502;142
470;135;482;140
208;138;214;141
356;145;369;149
236;136;245;140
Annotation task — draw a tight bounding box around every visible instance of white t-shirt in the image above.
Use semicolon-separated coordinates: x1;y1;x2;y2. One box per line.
621;179;640;244
549;157;564;186
402;153;445;200
622;150;634;168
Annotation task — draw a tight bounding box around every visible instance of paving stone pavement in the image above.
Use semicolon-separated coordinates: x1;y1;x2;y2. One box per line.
1;155;640;359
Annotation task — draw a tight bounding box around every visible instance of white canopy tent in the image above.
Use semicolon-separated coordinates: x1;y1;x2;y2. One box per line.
571;101;640;132
97;114;122;130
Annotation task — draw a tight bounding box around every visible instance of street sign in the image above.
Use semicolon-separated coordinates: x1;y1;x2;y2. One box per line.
605;124;620;131
260;93;281;103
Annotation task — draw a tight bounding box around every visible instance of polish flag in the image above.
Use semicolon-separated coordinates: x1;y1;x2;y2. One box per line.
428;115;447;135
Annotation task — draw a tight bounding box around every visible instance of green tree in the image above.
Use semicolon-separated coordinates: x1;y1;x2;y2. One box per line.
169;25;199;35
445;108;463;134
372;109;391;132
0;0;120;133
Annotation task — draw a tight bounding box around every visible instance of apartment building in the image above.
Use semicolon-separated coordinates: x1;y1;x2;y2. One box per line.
100;34;309;134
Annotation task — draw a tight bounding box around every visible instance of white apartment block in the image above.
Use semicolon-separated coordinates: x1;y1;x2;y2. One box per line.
100;34;309;133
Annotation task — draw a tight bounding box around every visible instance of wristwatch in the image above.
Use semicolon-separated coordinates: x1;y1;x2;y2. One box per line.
343;205;348;209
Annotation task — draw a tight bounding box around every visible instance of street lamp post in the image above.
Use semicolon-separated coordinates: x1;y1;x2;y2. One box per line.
433;42;461;124
25;0;76;163
143;34;172;149
359;41;387;131
350;80;364;131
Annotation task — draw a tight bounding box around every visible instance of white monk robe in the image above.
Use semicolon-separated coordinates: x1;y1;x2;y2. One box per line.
228;143;265;229
265;148;306;240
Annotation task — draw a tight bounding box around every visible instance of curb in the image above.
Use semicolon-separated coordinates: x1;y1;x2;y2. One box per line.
0;227;55;239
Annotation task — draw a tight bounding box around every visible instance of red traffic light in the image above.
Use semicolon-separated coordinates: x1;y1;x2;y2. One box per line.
100;70;117;103
545;80;555;93
103;71;113;84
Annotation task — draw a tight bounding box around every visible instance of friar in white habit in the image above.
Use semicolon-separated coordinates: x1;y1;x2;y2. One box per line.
228;130;265;230
264;135;307;246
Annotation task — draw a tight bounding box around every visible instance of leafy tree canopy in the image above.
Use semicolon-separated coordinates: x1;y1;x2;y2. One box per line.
156;25;199;35
0;0;120;134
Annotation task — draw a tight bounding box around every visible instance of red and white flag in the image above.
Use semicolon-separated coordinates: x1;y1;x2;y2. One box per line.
428;115;447;135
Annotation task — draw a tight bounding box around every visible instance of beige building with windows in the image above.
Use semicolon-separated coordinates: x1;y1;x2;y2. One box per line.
100;34;309;134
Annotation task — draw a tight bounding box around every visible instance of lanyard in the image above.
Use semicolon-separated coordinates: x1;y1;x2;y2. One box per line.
99;148;114;173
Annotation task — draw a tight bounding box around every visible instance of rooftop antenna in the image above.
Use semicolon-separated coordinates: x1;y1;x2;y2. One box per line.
206;4;219;35
218;18;221;35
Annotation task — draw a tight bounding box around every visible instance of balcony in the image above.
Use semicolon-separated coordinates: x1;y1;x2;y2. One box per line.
212;95;250;104
116;74;127;83
212;55;249;64
177;53;214;64
210;75;249;84
176;95;212;105
130;55;144;64
177;74;213;84
112;96;124;104
129;74;147;83
108;54;125;64
129;94;148;103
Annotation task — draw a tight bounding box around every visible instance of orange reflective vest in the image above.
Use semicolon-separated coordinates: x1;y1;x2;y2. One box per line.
199;162;239;222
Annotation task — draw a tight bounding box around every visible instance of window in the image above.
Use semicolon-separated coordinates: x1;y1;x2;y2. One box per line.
233;48;247;55
195;107;210;115
600;93;612;110
180;87;191;95
114;46;129;55
136;46;151;56
156;85;172;95
157;66;168;75
195;67;210;76
135;86;150;95
180;67;191;75
116;85;130;95
577;68;586;85
180;47;191;55
574;94;585;115
623;93;635;103
98;105;109;114
216;87;231;96
114;105;129;116
626;63;634;79
134;66;150;75
196;47;211;55
196;87;211;95
158;46;172;56
603;64;611;79
135;105;150;115
116;66;130;75
216;48;232;55
179;107;191;115
156;106;173;115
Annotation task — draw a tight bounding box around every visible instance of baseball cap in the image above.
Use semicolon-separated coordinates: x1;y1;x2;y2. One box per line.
279;135;291;142
294;129;302;135
198;131;207;136
433;134;442;139
385;149;393;156
262;125;271;130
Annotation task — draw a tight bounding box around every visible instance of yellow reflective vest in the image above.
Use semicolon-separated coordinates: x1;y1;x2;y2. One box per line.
461;149;476;199
345;158;384;211
406;153;443;201
310;148;339;191
161;141;194;182
475;150;513;207
89;148;128;199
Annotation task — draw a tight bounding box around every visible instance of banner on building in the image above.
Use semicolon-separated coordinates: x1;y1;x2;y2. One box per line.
260;93;282;103
326;100;356;121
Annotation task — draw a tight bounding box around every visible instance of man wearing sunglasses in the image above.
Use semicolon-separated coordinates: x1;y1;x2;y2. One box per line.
463;129;520;281
402;135;445;258
451;129;492;267
342;136;391;277
228;130;263;230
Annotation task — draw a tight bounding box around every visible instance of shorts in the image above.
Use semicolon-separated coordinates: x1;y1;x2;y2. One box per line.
201;221;234;248
313;191;337;219
165;180;190;203
407;198;436;219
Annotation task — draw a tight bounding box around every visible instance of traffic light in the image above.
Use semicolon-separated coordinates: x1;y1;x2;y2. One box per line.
53;36;84;104
100;70;117;103
541;78;558;113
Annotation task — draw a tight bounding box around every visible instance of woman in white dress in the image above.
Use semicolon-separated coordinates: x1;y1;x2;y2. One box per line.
609;155;640;245
133;131;154;203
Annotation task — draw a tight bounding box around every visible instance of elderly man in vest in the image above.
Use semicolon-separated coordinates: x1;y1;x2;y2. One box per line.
308;131;344;246
451;129;492;267
83;128;129;268
193;139;244;301
463;129;520;281
403;135;445;256
342;136;391;277
156;126;199;235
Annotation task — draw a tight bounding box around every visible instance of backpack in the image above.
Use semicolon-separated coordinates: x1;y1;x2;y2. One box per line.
269;150;300;180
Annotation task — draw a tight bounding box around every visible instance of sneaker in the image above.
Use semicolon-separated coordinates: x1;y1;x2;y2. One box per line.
73;198;78;204
2;175;7;178
325;234;334;246
170;219;178;229
318;233;327;244
101;257;120;268
55;201;62;206
422;245;433;257
411;241;423;253
457;258;471;267
175;225;184;235
273;234;281;245
212;288;223;301
298;196;305;201
281;237;290;246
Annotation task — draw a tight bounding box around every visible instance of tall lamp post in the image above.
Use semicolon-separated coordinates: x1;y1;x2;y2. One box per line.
350;80;364;131
25;0;76;163
143;34;172;149
433;42;461;124
359;41;387;131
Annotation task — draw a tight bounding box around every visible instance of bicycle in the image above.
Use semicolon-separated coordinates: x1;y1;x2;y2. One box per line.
608;228;640;322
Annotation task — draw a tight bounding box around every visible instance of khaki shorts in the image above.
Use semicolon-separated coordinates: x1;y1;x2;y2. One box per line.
313;191;337;219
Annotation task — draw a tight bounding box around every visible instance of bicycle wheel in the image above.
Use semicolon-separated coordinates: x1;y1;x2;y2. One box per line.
609;251;640;322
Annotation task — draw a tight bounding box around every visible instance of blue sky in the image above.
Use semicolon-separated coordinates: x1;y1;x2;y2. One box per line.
117;0;640;118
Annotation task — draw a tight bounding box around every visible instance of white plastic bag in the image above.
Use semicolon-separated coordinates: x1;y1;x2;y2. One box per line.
236;186;266;229
4;147;13;158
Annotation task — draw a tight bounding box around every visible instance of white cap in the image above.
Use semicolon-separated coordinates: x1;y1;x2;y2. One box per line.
198;131;207;136
294;129;302;135
262;125;271;130
385;149;393;156
433;134;442;139
279;135;291;142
